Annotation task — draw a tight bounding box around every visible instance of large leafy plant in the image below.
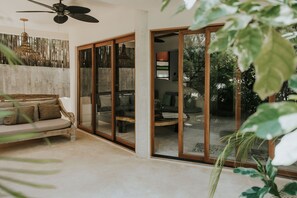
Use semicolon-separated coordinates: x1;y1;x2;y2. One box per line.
162;0;297;197
235;156;297;198
0;43;60;197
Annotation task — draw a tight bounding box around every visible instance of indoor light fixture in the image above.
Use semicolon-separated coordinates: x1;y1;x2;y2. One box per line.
15;18;42;65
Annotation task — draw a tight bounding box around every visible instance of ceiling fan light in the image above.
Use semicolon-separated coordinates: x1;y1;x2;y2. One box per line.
54;15;68;24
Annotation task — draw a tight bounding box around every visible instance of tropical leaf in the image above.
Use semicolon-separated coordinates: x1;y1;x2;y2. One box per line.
161;0;171;11
190;0;237;30
259;4;297;27
0;168;60;175
0;157;62;164
0;133;38;144
240;186;261;198
209;30;237;53
233;25;264;72
281;182;297;195
240;102;297;140
0;43;22;65
233;167;262;178
265;158;277;180
0;183;27;198
0;175;55;189
174;3;186;15
288;74;297;92
254;28;297;100
209;132;261;198
272;129;297;166
288;94;297;101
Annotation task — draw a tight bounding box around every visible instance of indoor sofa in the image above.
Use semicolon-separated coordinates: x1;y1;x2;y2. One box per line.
0;94;76;144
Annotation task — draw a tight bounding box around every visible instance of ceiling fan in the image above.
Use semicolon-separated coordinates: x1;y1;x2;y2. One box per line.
16;0;99;24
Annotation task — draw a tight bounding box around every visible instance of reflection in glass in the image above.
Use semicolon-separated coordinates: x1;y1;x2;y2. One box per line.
153;32;179;156
115;41;135;145
241;68;269;162
95;45;112;137
209;32;237;159
183;33;205;155
79;48;93;131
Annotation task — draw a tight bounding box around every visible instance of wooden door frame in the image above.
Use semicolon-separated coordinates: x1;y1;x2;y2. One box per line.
77;33;136;150
149;25;297;179
94;41;115;141
114;34;136;149
77;44;95;133
150;27;188;156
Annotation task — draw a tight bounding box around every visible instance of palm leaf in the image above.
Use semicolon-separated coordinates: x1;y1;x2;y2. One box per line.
0;157;62;163
0;43;22;65
0;175;55;189
209;132;262;198
0;168;60;175
0;183;27;198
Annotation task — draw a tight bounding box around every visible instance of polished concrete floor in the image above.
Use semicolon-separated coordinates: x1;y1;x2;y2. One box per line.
0;130;291;198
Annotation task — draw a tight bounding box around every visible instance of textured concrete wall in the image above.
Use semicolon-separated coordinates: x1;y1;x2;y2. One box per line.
0;64;70;97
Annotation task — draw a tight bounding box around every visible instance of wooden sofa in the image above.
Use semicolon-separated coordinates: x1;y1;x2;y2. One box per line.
0;94;76;144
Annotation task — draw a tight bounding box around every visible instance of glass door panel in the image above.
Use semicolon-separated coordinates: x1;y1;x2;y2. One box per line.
241;68;269;163
182;33;205;156
78;48;93;131
153;32;179;157
115;40;135;146
209;32;237;160
95;44;113;138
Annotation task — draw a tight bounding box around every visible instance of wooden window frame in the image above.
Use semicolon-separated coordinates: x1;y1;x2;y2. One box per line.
150;26;297;179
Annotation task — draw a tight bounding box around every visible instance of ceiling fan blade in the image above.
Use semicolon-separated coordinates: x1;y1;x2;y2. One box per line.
27;0;54;10
17;10;55;13
69;14;99;23
54;15;68;24
67;6;90;14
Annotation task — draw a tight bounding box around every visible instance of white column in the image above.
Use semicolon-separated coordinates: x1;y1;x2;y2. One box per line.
135;10;151;158
68;31;77;124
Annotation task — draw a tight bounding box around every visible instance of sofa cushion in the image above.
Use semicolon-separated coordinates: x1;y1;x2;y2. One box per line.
0;107;14;125
3;108;17;125
17;106;35;124
39;104;61;120
0;118;71;135
18;102;39;121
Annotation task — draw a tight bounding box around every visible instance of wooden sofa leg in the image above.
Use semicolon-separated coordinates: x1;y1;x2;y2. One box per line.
70;127;76;142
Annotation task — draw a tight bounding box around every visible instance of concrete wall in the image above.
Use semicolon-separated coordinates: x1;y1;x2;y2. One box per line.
0;64;70;97
0;25;70;97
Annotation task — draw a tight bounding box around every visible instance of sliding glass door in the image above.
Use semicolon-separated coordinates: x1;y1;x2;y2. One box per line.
78;45;94;132
77;34;135;150
95;41;114;140
180;30;206;159
152;26;273;168
115;37;136;148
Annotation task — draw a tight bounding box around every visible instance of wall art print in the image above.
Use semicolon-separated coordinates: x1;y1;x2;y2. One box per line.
0;33;69;68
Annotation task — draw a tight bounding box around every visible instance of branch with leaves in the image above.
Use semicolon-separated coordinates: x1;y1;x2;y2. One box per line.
162;0;297;197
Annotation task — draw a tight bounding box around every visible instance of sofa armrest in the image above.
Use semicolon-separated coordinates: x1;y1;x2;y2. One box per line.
58;99;75;124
